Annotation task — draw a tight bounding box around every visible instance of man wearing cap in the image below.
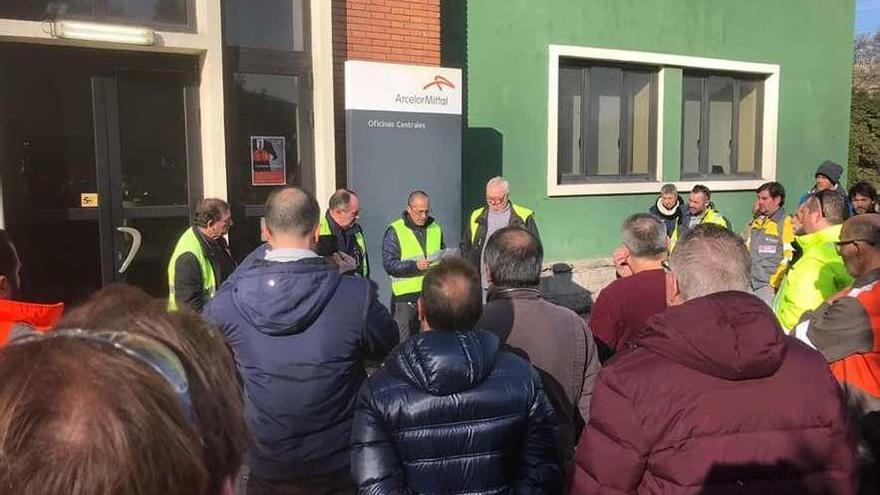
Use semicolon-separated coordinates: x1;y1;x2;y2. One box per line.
799;160;854;215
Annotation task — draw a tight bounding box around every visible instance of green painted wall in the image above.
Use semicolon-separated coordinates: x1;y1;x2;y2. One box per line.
458;0;856;261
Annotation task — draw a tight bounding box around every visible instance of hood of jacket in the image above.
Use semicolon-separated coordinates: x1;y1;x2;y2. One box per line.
231;257;341;336
638;291;786;380
389;329;500;396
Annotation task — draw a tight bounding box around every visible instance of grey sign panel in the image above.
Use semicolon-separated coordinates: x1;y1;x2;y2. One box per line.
347;109;461;305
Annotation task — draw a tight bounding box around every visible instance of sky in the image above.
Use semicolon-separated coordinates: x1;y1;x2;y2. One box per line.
857;0;880;34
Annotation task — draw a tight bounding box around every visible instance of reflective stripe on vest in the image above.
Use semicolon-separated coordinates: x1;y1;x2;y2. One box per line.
390;218;441;296
469;203;534;242
320;216;369;277
167;228;216;311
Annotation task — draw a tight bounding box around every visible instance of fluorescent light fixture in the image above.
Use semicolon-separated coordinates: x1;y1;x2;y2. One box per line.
52;20;155;46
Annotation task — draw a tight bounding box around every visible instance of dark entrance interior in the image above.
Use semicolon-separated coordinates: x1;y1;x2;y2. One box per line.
0;44;201;306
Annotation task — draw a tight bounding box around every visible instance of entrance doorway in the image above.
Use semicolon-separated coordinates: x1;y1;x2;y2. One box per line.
0;44;201;305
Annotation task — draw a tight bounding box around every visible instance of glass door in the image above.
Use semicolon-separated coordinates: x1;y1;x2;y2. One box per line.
99;68;200;297
0;44;200;305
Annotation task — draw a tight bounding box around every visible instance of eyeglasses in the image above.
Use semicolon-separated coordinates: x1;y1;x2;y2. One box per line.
13;329;196;424
486;194;508;206
834;238;875;254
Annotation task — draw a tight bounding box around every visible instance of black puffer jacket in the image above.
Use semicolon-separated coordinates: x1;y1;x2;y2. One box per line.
351;329;563;495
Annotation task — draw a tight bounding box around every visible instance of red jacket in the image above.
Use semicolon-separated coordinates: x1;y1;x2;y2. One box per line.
574;291;854;494
0;299;64;346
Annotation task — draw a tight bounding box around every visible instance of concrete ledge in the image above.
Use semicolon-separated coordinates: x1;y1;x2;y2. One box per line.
540;257;616;315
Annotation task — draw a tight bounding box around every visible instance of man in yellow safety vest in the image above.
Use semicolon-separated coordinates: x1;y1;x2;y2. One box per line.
318;189;369;278
669;184;730;251
462;176;539;293
382;190;445;341
167;198;236;312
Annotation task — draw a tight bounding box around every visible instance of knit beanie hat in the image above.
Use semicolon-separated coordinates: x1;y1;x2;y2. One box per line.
815;160;843;185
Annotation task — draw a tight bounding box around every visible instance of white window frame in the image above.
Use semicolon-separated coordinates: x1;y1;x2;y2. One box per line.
547;44;780;196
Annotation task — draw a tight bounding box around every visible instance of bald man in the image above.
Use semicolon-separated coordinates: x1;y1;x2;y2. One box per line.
796;213;880;493
383;190;445;342
205;186;398;494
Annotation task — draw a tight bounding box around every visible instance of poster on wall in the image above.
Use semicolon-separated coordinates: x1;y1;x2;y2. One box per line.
251;136;286;186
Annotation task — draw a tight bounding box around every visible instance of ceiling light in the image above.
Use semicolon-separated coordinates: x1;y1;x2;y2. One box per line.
52;20;155;46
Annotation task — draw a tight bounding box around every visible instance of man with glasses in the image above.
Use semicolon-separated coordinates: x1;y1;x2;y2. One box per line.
383;190;445;341
463;176;539;291
167;198;236;312
773;189;853;331
795;213;880;493
318;189;369;278
573;224;853;494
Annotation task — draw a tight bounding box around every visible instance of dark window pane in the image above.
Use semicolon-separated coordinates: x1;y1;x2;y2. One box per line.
624;71;652;175
106;0;188;26
737;80;762;174
558;65;583;177
117;72;189;206
4;72;96;209
707;76;734;175
0;1;94;21
590;67;621;176
223;0;305;51
119;215;188;297
682;75;702;176
230;73;301;205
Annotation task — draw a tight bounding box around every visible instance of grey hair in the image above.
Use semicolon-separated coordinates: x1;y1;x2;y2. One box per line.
660;183;678;195
621;213;667;258
486;176;510;194
668;224;750;301
328;189;356;212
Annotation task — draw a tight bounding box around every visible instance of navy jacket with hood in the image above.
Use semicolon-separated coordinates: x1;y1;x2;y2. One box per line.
351;329;564;494
205;248;399;481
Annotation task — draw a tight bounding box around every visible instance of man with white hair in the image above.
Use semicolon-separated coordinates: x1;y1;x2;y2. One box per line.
573;224;854;494
463;176;539;289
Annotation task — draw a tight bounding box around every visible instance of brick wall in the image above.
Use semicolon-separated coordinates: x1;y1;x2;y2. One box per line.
342;0;440;65
332;0;441;185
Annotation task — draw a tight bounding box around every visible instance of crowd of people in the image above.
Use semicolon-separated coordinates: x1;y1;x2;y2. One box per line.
0;159;878;494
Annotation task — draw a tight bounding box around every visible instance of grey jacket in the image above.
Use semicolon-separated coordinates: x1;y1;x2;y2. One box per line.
477;287;600;468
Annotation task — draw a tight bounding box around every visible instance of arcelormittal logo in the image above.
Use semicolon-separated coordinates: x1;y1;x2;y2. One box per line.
423;75;455;91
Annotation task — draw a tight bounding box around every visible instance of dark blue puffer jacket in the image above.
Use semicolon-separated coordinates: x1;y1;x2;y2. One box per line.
351;329;563;494
204;251;398;481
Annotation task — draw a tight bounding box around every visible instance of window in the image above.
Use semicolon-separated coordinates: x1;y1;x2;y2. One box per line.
223;0;306;52
681;73;764;178
221;0;313;259
0;0;193;30
557;59;658;183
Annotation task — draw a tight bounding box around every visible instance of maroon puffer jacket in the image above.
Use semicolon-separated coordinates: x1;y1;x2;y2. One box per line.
573;291;854;494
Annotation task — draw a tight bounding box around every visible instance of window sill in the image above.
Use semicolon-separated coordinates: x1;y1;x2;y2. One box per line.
547;179;767;197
